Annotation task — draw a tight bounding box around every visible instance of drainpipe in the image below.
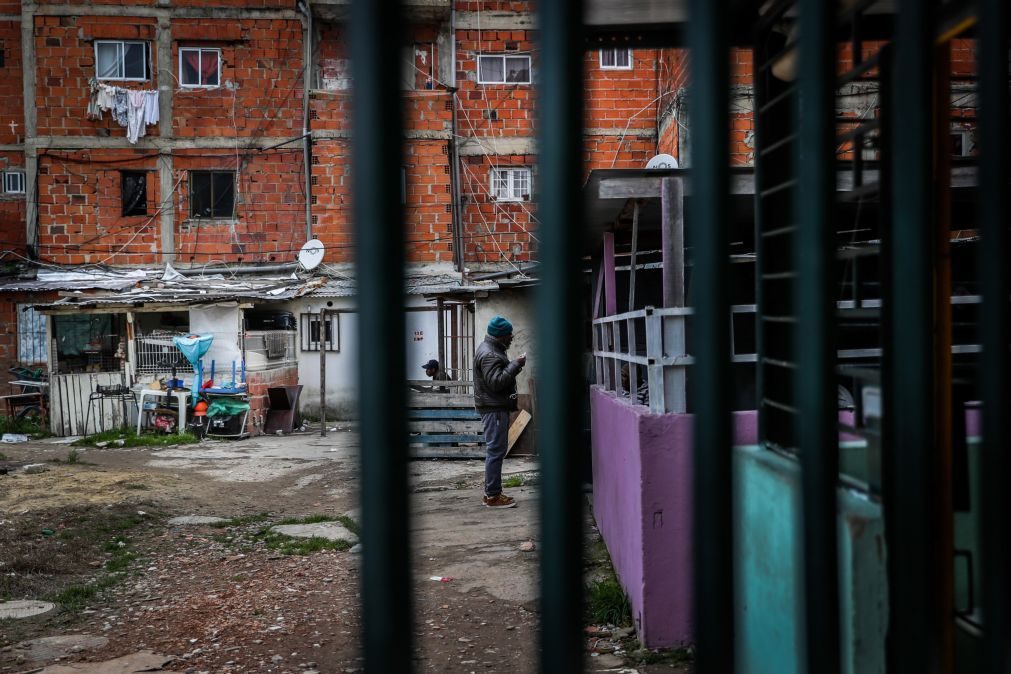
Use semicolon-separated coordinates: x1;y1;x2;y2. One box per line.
448;6;465;274
298;1;314;240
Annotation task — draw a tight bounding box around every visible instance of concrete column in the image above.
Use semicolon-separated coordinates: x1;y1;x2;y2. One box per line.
21;3;37;252
156;15;174;261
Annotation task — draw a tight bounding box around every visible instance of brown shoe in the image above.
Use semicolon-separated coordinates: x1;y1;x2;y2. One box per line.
483;494;516;508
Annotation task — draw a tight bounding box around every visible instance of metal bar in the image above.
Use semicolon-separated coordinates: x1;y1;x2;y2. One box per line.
320;310;327;438
886;3;941;672
689;0;733;671
758;84;797;115
758;132;798;157
836;118;881;146
661;178;685;308
536;0;584;669
350;0;411;670
795;1;840;671
977;0;1010;670
836;51;881;86
628;201;640;311
603;232;617;315
761;224;798;238
645;311;665;414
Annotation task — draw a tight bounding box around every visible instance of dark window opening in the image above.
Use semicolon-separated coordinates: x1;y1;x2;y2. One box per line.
121;171;147;216
190;171;236;219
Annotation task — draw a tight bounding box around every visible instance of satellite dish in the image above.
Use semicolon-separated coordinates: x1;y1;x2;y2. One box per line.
645;153;679;170
298;239;325;271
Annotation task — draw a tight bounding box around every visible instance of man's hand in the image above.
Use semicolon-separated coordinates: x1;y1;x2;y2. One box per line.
515;353;527;368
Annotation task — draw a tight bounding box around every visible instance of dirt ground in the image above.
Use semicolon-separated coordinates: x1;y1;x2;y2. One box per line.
0;431;690;673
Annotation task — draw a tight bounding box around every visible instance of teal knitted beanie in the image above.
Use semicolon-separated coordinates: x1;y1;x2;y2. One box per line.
487;316;513;337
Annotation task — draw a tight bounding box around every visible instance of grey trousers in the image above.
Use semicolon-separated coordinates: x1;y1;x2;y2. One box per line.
481;410;510;496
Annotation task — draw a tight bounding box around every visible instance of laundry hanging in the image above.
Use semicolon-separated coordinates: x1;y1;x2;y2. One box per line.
86;81;160;144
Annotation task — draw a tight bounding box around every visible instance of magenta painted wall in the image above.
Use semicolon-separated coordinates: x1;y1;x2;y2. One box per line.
590;387;757;647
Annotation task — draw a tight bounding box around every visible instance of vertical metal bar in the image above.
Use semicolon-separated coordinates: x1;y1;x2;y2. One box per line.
645;309;665;414
437;298;446;375
978;0;1010;670
628;201;640;311
535;0;584;669
350;0;411;671
661;178;685;308
603;232;617;315
795;1;840;672
886;3;941;672
320;310;327;438
688;0;733;672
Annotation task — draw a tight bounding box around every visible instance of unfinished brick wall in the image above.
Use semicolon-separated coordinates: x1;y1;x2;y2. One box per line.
0;20;25;146
245;363;299;434
583;47;659;172
458;153;536;264
172;18;304;139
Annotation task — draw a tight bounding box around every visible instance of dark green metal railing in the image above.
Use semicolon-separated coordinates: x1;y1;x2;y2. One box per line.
795;2;840;673
978;1;1010;672
351;2;411;672
345;1;1008;672
687;2;733;673
535;0;586;671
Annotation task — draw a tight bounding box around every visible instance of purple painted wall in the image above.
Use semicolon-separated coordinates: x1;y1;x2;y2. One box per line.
590;386;757;647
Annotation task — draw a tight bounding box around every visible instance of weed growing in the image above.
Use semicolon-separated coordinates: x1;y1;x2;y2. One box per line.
73;429;199;449
585;576;633;627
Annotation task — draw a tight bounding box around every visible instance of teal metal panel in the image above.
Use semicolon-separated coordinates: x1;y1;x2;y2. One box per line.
535;0;585;671
350;1;412;671
733;446;888;674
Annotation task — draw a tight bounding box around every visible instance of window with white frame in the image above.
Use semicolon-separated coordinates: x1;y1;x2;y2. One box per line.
299;313;340;352
477;55;531;84
95;40;148;80
17;305;48;364
599;48;632;69
490;167;531;202
3;170;25;194
179;48;221;88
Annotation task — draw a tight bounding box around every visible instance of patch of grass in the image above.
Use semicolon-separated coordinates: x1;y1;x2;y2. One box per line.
208;512;272;528
502;475;523;488
73;429;200;449
632;647;694;666
0;451;8;461
586;576;633;627
0;414;49;437
255;530;353;555
275;513;339;526
65;449;81;464
336;514;361;538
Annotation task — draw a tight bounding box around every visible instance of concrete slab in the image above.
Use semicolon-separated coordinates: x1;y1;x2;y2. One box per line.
14;635;108;661
0;600;55;619
272;522;358;543
38;650;173;673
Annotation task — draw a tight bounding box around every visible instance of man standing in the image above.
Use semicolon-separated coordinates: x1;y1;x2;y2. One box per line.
473;316;526;508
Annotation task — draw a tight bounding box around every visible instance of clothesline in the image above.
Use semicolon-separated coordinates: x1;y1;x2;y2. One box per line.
87;78;160;144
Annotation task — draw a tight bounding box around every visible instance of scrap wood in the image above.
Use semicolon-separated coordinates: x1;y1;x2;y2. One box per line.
506;409;532;456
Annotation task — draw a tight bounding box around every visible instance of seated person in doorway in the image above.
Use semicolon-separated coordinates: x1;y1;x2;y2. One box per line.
420;359;453;393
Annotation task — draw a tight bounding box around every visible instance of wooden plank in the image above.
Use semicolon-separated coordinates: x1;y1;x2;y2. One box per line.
408;434;484;444
506;409;532;456
407;393;474;408
408;420;483;433
408;409;481;420
411;446;485;460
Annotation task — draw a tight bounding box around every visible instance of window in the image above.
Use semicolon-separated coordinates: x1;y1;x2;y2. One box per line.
179;48;221;88
95;40;148;80
3;170;25;194
490;167;531;202
950;130;970;157
599;48;632;69
190;171;235;219
17;305;47;364
121;171;147;216
300;313;340;352
477;55;531;84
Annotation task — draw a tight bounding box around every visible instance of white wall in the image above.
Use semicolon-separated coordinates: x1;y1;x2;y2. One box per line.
283;296;442;419
474;288;534;395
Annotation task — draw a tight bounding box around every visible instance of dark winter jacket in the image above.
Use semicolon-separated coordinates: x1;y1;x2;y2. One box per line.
473;335;523;413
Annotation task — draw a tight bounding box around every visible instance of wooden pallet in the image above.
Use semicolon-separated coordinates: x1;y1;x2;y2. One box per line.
407;391;484;459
